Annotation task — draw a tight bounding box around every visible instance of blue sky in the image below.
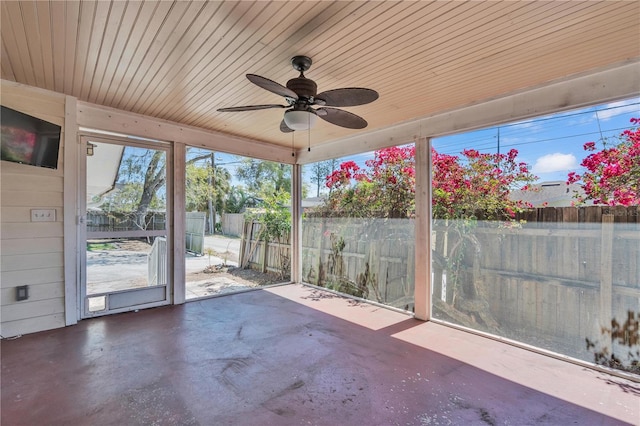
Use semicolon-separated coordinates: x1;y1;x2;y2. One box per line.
314;96;639;189
431;97;640;183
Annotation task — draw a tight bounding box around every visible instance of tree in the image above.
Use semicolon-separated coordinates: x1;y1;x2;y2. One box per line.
432;148;536;220
185;162;231;214
98;182;164;213
322;145;416;218
308;159;337;197
242;190;292;278
567;118;639;206
103;148;167;230
100;147;213;230
224;186;258;213
135;151;166;226
236;159;291;196
319;145;536;219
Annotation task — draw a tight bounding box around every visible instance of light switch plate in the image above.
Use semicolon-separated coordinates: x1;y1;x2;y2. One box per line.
31;209;56;222
16;285;29;301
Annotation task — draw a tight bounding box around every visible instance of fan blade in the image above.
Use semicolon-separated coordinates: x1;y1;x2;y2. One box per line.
315;107;368;129
280;120;294;133
314;88;378;107
217;104;287;112
247;74;298;100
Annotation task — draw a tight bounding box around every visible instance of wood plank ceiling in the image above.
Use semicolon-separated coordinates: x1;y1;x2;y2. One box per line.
1;1;639;150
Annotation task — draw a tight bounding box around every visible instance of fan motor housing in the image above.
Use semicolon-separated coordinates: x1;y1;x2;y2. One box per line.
286;77;317;99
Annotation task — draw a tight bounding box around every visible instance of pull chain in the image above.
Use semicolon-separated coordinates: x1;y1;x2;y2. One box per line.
308;113;311;152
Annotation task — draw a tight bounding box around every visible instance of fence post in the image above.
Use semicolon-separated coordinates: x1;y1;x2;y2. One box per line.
407;240;415;307
240;220;254;268
445;225;455;304
432;227;443;301
261;237;268;273
317;218;327;285
599;214;614;331
239;220;247;266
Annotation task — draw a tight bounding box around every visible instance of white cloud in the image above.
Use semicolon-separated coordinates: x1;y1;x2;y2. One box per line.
595;98;640;120
508;119;543;133
532;153;578;174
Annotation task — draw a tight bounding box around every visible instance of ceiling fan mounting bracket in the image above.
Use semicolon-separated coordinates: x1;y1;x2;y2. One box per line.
291;55;312;72
286;77;317;99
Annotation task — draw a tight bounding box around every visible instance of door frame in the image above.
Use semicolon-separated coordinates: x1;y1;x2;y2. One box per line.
78;133;174;318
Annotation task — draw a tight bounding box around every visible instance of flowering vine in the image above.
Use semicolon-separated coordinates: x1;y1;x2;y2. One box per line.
320;145;536;220
567;118;639;206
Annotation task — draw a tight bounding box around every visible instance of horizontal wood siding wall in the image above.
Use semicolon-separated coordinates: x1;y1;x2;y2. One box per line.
1;81;67;337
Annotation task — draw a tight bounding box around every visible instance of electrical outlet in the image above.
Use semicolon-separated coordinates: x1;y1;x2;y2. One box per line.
31;209;56;222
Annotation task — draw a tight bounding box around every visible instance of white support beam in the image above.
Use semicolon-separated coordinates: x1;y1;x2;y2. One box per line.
291;164;303;284
414;138;432;321
173;142;186;305
63;95;79;325
296;60;640;164
76;101;296;165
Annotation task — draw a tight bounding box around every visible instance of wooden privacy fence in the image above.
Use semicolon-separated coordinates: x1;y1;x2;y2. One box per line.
86;211;166;231
239;220;291;277
240;216;415;309
302;217;415;310
186;212;206;255
439;205;639;360
222;213;244;237
242;206;639;361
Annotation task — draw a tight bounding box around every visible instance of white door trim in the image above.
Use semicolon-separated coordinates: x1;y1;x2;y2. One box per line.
78;134;174;318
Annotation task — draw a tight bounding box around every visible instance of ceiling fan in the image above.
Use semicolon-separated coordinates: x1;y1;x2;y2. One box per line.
217;56;378;132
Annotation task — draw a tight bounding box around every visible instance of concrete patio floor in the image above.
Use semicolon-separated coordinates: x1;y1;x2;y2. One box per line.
2;284;638;425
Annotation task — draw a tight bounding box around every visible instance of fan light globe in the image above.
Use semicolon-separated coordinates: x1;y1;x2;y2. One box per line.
284;110;317;131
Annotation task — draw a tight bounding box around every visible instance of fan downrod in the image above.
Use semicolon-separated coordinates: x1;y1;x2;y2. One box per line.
291;56;312;72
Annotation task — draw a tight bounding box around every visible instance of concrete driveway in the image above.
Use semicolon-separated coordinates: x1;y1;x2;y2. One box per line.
86;234;244;296
202;234;241;263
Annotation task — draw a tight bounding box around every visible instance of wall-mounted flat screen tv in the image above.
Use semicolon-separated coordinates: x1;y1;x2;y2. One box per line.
1;105;61;169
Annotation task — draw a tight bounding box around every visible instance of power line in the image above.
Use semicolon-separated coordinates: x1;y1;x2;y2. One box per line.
433;98;638;156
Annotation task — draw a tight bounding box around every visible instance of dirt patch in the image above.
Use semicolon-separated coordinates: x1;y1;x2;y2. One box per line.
202;249;238;263
116;239;152;251
187;265;289;286
88;238;152;252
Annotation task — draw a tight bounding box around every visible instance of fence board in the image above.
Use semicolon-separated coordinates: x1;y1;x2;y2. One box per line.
221;213;244;236
185;212;205;255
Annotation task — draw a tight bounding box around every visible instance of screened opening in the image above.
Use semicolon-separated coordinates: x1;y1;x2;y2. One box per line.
184;148;292;300
429;98;639;374
302;145;416;311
